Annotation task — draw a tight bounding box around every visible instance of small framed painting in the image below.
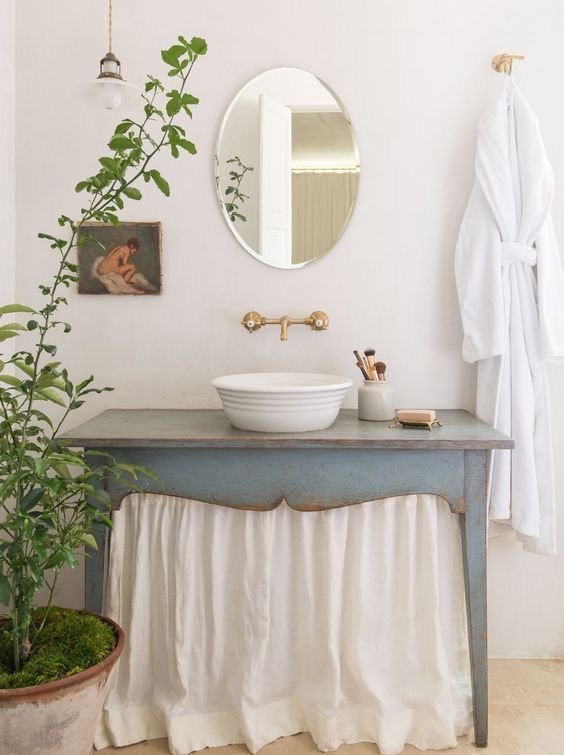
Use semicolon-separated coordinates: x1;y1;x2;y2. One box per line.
77;222;162;295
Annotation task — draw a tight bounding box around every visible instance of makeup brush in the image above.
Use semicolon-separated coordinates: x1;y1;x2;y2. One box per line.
353;350;371;380
364;348;376;379
375;361;386;381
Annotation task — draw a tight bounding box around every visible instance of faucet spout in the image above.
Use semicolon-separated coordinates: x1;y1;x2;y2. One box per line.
280;317;290;341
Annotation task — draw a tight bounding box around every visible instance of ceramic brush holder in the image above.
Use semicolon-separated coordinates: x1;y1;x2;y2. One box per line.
358;380;395;421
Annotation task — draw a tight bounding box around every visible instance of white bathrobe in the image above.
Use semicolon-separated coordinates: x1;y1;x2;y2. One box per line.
455;77;564;555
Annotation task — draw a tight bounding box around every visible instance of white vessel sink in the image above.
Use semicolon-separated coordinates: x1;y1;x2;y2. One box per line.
212;372;352;432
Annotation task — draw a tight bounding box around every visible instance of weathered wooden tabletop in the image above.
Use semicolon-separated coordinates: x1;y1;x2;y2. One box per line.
62;408;513;450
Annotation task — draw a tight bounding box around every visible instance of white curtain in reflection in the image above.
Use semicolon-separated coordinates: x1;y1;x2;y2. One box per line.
292;170;358;264
95;493;472;755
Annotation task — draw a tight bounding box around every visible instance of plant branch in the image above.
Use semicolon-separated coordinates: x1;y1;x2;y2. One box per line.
0;34;207;674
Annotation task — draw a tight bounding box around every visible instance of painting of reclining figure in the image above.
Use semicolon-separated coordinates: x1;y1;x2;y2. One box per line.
77;222;162;295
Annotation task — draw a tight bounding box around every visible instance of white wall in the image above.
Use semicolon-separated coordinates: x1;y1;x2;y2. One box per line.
0;0;15;305
13;0;564;657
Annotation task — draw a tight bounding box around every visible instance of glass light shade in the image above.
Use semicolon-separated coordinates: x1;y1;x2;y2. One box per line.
80;77;141;111
97;80;123;109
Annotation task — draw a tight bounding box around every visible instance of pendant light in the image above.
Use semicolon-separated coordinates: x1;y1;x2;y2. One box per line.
81;0;140;110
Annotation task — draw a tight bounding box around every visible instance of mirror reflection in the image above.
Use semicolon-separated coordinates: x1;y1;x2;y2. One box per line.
215;68;360;269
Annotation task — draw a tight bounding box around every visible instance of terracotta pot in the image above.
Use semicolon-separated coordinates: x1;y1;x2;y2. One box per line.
0;612;124;755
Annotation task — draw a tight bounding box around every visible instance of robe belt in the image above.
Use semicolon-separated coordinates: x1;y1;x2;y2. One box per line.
501;241;537;266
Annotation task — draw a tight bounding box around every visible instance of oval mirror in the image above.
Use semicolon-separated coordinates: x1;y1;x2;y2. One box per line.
215;68;359;269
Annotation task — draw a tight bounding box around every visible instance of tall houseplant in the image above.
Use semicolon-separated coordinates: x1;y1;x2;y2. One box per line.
0;35;207;685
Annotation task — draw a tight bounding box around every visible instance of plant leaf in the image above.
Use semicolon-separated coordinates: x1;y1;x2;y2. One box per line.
178;139;196;155
161;48;180;67
122;186;142;200
167;44;186;59
0;323;27;333
0;375;22;387
0;574;10;606
20;487;45;513
0;304;35;317
190;37;208;55
13;359;35;378
35;387;67;406
108;135;136;152
80;533;98;551
150;170;170;196
114;121;132;134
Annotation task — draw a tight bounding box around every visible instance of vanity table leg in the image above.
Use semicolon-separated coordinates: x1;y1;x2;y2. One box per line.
460;450;488;748
84;452;109;615
85;521;107;615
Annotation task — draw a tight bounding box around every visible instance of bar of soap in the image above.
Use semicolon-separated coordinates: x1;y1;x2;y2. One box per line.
396;409;436;423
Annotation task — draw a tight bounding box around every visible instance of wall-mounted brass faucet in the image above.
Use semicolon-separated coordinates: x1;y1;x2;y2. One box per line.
241;311;329;341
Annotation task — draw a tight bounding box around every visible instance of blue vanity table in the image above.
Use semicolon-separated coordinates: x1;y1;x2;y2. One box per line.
62;408;513;749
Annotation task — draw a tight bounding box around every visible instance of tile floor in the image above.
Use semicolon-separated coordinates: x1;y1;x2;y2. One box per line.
97;659;564;755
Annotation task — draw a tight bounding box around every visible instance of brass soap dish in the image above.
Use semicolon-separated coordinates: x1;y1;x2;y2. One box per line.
389;409;442;432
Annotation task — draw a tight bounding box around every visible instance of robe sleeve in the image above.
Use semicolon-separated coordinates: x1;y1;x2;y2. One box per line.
535;216;564;361
455;182;505;363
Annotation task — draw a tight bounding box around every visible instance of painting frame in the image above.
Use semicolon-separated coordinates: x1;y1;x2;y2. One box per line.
77;221;162;296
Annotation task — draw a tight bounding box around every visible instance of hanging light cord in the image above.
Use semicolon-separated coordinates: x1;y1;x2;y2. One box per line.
108;0;113;53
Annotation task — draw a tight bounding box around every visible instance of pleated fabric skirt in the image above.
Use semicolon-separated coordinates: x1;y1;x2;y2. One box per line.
95;493;472;755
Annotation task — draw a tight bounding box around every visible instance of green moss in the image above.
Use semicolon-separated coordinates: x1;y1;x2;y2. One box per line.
0;607;117;689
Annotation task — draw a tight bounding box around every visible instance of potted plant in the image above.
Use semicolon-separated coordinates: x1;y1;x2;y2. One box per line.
0;35;207;755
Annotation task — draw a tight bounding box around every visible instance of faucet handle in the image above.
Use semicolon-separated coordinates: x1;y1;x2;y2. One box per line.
242;311;264;333
307;311;329;331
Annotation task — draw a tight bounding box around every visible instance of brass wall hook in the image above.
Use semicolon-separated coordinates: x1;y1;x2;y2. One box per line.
491;53;525;75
